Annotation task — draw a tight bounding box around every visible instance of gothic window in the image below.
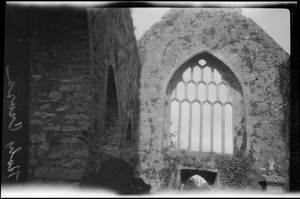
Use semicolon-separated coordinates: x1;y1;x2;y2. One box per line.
169;58;234;154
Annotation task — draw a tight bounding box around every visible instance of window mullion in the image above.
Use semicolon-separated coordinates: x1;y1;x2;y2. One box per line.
177;102;182;149
188;102;192;151
199;102;203;152
210;103;214;152
222;104;225;154
216;82;220;102
210;69;214;153
226;84;230;102
184;82;188;99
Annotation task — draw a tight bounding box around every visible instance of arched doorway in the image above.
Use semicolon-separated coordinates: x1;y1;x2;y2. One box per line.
180;169;218;192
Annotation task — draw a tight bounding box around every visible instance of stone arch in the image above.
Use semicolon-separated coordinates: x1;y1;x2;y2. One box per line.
165;50;243;96
103;65;121;158
162;50;246;153
181;169;217;186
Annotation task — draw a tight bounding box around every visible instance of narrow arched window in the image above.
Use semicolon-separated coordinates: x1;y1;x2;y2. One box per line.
169;57;234;154
103;66;120;155
125;119;133;149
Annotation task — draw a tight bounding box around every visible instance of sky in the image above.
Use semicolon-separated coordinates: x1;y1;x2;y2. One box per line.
7;2;291;54
131;8;291;54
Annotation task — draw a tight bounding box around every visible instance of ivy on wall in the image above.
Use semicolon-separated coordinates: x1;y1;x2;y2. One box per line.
215;146;255;190
158;133;257;191
216;129;257;190
158;149;181;189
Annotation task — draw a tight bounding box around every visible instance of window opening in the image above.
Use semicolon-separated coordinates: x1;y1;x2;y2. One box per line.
170;59;233;153
103;66;120;157
126;120;132;141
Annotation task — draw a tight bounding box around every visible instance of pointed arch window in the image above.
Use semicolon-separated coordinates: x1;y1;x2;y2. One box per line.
103;66;120;156
168;56;236;154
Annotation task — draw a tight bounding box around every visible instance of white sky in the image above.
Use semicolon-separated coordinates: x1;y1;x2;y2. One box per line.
7;2;291;54
132;8;290;54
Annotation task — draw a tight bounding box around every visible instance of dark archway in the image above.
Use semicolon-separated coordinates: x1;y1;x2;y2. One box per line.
180;169;217;186
103;66;120;159
126;119;132;142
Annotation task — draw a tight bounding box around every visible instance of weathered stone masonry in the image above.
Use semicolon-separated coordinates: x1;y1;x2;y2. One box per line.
29;8;91;182
5;5;291;193
138;8;290;191
87;8;141;174
28;7;140;183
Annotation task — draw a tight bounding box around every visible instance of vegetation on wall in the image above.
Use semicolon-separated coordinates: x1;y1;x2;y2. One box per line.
215;143;255;190
158;154;178;189
159;125;257;190
276;59;290;149
158;148;214;189
274;58;290;191
216;127;257;190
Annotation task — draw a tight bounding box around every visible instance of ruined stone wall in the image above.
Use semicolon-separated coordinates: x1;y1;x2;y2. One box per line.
138;8;289;191
87;8;141;174
28;8;91;184
28;7;141;183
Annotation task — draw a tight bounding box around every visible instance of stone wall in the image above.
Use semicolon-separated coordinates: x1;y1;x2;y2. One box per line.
138;8;289;191
28;8;91;183
87;8;141;174
28;7;141;183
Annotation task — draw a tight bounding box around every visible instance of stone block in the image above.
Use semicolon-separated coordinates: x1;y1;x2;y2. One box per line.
34;166;85;180
42;125;61;131
62;126;77;132
30;132;47;143
38;92;48;97
63;159;86;169
59;79;73;83
40;103;50;110
83;95;92;101
71;147;89;159
59;137;81;144
78;126;89;132
56;105;70;112
30;119;45;126
32;74;43;81
65;120;76;124
65;114;89;121
48;91;62;100
37;143;51;158
59;85;75;92
33;111;56;119
47;145;68;159
78;121;90;127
